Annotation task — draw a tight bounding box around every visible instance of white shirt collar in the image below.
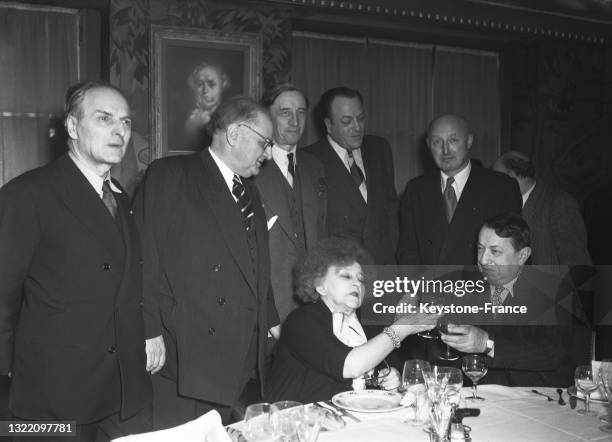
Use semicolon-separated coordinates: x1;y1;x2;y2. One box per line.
208;147;236;196
522;181;537;207
68;151;121;198
327;135;365;172
440;161;471;201
271;144;297;175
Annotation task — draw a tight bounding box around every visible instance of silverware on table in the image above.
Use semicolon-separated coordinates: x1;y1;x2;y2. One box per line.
556;388;566;406
321;400;361;423
531;389;554;401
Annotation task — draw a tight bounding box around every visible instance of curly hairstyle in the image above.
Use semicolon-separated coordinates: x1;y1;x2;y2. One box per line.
296;238;373;303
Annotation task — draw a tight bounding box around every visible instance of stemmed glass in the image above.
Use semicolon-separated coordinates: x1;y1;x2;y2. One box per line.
402;359;431;426
417;292;441;339
575;365;599;417
437;322;459;361
244;403;278;441
462;354;487;400
271;401;303;441
575;365;598;416
600;360;612;433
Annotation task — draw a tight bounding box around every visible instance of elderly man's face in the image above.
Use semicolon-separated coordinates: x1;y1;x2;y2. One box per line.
477;226;530;286
325;96;365;151
270;90;307;149
231;112;273;178
428;116;473;176
66;87;131;172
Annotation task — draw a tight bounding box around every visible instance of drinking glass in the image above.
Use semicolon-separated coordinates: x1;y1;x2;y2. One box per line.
271;401;303;441
244;403;278;441
598;360;612;432
295;404;322;442
402;359;431;425
422;365;451;405
575;365;598;416
461;354;487;400
437;322;459;361
418;292;441;339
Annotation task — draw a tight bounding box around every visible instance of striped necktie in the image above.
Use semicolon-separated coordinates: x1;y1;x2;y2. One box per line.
346;149;365;187
232;174;254;231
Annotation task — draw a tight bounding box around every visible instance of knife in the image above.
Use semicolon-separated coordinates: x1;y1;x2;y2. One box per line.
322;400;361;423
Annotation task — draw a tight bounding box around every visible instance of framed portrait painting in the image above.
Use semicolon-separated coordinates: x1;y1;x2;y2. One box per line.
150;25;262;157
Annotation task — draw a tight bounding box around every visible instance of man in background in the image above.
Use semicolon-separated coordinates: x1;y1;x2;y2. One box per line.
133;96;280;428
0;81;155;440
397;114;522;266
255;83;326;322
493;151;591;267
303;87;398;265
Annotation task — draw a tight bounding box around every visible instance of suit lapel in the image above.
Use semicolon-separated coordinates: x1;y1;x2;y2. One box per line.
193;151;257;296
255;160;294;243
297;155;321;249
52;155;124;260
421;172;450;260
321;139;364;205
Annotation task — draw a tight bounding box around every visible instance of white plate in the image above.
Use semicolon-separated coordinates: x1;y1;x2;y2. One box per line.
331;390;405;413
567;385;608;404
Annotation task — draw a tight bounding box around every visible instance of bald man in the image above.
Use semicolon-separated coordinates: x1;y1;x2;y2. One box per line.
397;114;522;266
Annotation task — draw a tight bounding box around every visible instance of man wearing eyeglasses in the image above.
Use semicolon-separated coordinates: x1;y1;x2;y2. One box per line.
133;96;280;428
254;83;327;322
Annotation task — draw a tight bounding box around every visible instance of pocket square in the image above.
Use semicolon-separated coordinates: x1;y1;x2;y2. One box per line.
267;215;278;231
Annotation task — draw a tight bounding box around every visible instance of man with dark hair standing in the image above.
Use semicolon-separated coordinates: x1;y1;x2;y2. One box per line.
303;87;398;265
397;114;522;266
0;81;154;440
133;96;280;428
255;83;326;322
493;150;591;267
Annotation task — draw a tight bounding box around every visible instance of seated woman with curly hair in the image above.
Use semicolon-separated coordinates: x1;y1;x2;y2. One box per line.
265;238;439;403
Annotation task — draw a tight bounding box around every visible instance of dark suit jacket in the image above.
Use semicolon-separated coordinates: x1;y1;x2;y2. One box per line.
254;151;327;322
303;135;398;265
397;164;522;265
132;150;279;406
0;154;151;423
523;181;591;266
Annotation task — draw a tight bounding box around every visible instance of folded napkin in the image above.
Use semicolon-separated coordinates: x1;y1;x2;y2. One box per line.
111;410;231;442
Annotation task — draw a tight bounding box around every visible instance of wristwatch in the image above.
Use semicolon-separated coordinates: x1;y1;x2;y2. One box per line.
484;338;494;356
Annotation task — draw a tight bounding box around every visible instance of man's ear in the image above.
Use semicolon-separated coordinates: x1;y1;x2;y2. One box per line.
66;115;78;140
466;133;474;150
324;117;332;135
518;246;532;265
226;123;239;147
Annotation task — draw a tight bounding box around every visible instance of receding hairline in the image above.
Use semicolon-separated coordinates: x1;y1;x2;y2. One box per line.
428;114;471;137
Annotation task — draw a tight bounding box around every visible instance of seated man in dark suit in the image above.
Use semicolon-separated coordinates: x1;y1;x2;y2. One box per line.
441;213;575;387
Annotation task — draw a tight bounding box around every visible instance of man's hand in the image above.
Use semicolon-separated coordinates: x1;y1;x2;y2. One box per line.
440;324;488;353
268;324;281;340
145;335;166;374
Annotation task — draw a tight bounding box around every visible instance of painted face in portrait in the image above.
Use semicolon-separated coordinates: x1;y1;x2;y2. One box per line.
477;226;531;286
270;90;307;148
66;87;132;173
325;96;365;151
316;261;365;314
428;116;473;176
192;65;228;112
228;113;274;178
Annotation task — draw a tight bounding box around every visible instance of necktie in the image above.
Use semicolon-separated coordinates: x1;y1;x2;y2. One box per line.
287;152;295;187
347;150;365;187
232;174;254;231
491;285;505;306
102;180;117;219
444;176;457;223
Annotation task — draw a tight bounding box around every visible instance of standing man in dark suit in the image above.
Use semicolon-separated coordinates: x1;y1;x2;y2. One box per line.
255;83;326;322
441;213;574;387
133;96;280;428
303;87;398;265
492;151;591;267
397;114;522;266
0;81;154;440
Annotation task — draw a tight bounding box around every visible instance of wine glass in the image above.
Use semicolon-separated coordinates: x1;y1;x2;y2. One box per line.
402;359;431;426
244;403;278;441
271;401;303;441
461;354;487;400
437;322;459;361
575;365;598;416
600;360;612;433
417;292;441;339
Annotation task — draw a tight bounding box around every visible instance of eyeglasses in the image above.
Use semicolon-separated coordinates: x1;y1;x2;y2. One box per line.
238;123;274;151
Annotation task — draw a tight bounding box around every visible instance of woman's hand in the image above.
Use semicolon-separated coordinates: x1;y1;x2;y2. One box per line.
393;311;441;339
378;367;401;391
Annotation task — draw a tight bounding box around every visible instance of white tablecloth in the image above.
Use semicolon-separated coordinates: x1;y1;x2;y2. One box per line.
314;385;610;441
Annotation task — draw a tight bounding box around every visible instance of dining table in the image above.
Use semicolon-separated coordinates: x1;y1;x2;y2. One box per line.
231;385;611;441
